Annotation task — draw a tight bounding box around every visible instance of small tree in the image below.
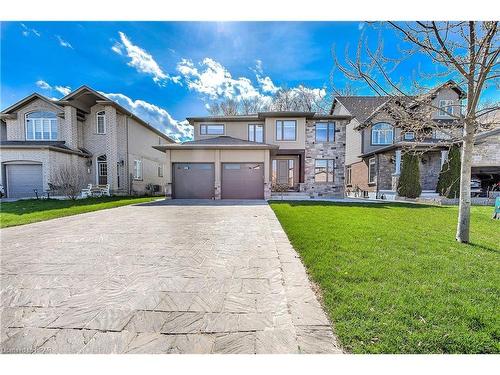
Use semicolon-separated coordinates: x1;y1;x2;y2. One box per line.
50;164;86;200
436;145;461;198
397;153;422;198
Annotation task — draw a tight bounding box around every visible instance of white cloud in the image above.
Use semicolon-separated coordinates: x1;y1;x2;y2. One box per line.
54;86;72;96
102;92;192;142
35;80;72;98
255;59;264;75
56;35;73;49
257;75;280;94
36;80;52;90
21;23;40;37
176;57;267;102
114;32;170;85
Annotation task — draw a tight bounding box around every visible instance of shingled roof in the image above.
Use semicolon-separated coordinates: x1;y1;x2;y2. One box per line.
332;96;390;124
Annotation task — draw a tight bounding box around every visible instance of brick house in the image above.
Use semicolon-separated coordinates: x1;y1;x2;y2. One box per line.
0;86;174;198
332;81;500;199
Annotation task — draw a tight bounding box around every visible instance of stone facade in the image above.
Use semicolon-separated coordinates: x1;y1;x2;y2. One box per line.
304;119;346;198
472;132;500;167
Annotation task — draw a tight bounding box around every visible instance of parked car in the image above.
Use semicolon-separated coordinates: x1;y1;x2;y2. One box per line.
471;177;483;197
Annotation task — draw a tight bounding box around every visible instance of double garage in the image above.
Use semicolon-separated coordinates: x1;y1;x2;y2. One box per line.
156;143;275;200
172;162;265;199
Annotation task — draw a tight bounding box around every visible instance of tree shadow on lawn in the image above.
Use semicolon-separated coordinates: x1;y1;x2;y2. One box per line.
268;200;447;210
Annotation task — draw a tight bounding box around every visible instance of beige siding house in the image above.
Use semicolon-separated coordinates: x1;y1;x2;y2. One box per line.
0;86;173;198
154;112;350;200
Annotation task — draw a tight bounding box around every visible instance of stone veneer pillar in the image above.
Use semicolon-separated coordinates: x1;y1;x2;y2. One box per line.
104;105;118;192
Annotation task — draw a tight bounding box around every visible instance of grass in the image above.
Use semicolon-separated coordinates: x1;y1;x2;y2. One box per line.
0;196;158;228
269;201;500;354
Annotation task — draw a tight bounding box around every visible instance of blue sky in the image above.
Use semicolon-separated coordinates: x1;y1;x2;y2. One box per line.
1;22;497;141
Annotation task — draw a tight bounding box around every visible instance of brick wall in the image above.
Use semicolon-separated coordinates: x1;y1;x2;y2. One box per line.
304;119;346;198
473;133;500;166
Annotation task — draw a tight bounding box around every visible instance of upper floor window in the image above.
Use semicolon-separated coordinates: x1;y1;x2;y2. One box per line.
403;131;415;141
200;124;224;135
248;124;264;143
133;159;143;180
25;111;58;140
439;100;454;117
276;120;296;141
315;122;335;142
96;111;106;134
371;123;394;145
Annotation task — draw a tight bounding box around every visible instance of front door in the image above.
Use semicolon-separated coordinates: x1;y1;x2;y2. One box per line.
97;161;107;185
273;159;295;189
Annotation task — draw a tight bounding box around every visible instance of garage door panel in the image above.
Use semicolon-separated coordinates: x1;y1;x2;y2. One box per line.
222;163;264;199
6;164;43;198
173;163;215;199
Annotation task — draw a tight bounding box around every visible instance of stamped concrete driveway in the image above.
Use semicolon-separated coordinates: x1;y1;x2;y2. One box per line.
0;200;341;354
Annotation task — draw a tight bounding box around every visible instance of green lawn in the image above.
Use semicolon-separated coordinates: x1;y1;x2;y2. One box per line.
270;201;500;354
0;196;158;228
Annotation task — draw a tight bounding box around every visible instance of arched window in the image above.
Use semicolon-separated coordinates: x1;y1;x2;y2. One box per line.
96;111;106;134
371;123;394;145
25;111;58;140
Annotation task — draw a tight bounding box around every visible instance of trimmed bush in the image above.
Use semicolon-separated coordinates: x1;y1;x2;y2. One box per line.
397;152;422;198
436;145;461;198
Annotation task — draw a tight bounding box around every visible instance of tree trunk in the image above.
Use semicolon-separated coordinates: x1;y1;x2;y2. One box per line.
456;120;475;243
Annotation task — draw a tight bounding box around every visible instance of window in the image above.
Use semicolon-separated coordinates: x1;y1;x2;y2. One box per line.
96;111;106;134
315;122;335;142
25;111;58;140
403;131;415;141
439;100;454;116
346;166;352;186
248;124;264;143
368;158;376;184
133;160;143;180
371;123;394;145
276;120;296;141
200;124;224;135
157;164;164;177
314;159;335;184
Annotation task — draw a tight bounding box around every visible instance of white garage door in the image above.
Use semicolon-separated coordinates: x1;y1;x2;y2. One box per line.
6;164;43;198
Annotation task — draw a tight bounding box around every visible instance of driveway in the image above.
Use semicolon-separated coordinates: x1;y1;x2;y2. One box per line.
0;200;341;354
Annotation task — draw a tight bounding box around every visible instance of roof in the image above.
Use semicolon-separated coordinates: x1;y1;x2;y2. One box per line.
359;141;453;158
186;112;350;125
153;136;279;151
332;96;390;124
0;141;91;156
1;86;175;143
1;93;62;115
475;127;500;142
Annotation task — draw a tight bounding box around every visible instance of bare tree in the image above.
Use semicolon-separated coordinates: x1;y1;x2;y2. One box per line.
335;21;499;243
207;96;270;116
50;164;86;200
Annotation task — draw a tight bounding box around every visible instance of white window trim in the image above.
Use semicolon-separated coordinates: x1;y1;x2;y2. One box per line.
133;159;143;180
403;131;415;141
368;157;376;184
25;112;58;141
439;100;454;117
371;123;394;145
158;164;164;178
96;111;106;134
200;123;225;136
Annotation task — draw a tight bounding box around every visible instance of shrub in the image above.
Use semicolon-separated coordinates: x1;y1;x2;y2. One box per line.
436;144;461;198
49;164;86;200
397;152;422;198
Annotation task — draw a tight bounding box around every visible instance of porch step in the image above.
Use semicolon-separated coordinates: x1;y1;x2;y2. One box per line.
270;192;311;200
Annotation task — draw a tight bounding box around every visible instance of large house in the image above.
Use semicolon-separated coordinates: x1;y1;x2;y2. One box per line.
153;112;351;200
0;86;173;198
332;81;500;199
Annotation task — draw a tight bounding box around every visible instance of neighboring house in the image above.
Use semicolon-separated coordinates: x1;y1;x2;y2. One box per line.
0;86;173;198
153;112;351;199
334;81;473;199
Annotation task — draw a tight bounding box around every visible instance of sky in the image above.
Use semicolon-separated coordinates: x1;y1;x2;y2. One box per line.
1;22;497;141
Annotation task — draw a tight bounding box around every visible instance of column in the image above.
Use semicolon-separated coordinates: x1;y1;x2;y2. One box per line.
214;150;221;199
105;105;118;192
63;106;78;149
394;149;402;175
440;150;448;168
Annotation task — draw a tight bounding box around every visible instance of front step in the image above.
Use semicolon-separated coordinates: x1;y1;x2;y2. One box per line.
270;192;312;200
